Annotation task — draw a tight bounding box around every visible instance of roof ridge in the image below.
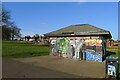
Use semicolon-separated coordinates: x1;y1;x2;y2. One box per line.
69;24;108;31
70;24;89;26
44;24;111;38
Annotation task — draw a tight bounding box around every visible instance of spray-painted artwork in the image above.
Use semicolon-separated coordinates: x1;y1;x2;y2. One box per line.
50;39;57;55
108;65;116;77
56;38;69;57
51;39;56;45
72;39;84;60
50;37;105;62
85;39;102;46
85;39;103;62
85;51;102;62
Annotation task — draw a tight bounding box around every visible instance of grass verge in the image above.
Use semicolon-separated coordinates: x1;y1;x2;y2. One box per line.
2;41;50;58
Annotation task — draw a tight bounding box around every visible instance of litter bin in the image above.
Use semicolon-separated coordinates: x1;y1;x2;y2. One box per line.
106;57;119;79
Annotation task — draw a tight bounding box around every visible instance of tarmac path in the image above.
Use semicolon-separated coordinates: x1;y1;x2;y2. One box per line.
2;55;105;78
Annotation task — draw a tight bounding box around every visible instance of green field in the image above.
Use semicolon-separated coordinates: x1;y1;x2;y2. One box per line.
2;41;50;58
2;40;119;58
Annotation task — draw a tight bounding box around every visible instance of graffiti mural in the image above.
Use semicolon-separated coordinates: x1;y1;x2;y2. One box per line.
50;37;105;62
56;38;69;57
50;39;57;55
85;39;103;62
85;39;102;46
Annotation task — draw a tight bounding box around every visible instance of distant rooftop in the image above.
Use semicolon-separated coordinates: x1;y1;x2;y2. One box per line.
44;24;112;39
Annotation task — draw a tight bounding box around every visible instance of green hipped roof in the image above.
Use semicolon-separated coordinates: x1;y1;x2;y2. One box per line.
44;24;112;39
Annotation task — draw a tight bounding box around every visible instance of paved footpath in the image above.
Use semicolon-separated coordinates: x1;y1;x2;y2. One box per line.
2;56;106;78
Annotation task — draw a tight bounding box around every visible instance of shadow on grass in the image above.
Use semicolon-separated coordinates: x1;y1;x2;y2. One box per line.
3;52;50;58
102;50;116;61
105;51;116;57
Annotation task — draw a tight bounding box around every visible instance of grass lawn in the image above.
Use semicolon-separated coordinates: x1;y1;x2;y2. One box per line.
2;41;50;58
106;48;119;60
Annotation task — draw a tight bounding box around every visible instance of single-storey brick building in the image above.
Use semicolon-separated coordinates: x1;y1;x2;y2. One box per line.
44;24;112;62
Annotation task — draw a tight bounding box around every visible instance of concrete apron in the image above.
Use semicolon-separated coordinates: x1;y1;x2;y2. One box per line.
13;56;106;78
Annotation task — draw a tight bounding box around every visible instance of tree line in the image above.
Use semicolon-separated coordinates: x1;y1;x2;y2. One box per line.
1;7;21;40
24;34;46;42
1;7;48;42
